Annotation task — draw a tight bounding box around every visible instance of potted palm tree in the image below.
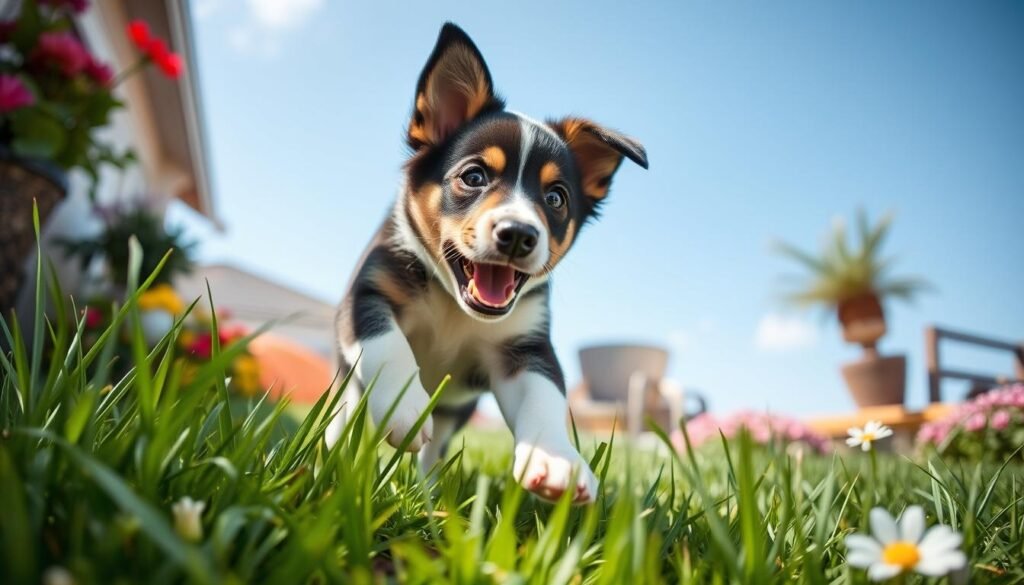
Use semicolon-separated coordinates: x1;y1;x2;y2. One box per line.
775;211;929;407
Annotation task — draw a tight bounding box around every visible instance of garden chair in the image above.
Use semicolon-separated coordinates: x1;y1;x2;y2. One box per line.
568;344;704;437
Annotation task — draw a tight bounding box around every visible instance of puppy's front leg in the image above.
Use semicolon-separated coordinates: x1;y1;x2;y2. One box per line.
342;322;433;451
492;371;598;503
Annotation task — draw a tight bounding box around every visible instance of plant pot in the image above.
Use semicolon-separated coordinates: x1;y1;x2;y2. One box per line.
0;151;68;318
841;353;906;407
838;292;887;347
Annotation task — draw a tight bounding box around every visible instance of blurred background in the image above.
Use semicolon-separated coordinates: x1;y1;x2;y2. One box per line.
176;0;1024;416
6;0;1022;430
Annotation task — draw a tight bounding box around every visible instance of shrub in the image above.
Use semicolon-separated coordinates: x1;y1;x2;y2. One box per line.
917;383;1024;462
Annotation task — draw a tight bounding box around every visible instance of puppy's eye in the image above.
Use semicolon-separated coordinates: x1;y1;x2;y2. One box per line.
459;166;488;188
544;187;567;210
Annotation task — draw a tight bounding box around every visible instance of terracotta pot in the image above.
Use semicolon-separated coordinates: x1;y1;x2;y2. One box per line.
0;151;68;318
841;353;906;407
837;292;886;347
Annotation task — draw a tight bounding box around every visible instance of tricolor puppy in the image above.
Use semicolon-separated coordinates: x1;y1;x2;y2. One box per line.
333;23;647;503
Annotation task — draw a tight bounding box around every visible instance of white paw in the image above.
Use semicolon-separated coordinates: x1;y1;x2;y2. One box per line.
369;385;434;452
513;442;598;504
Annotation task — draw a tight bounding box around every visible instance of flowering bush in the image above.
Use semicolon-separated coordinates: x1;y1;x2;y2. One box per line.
675;410;831;454
58;202;195;287
81;284;264;399
0;1;182;194
916;383;1024;462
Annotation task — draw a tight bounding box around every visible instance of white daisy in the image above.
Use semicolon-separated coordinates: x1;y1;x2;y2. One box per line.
846;506;967;581
846;420;893;451
171;496;206;542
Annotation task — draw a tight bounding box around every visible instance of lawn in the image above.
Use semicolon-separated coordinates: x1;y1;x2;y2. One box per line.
2;245;1023;584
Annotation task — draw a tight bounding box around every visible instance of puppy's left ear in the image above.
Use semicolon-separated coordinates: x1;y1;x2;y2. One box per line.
550;118;648;201
407;23;504;150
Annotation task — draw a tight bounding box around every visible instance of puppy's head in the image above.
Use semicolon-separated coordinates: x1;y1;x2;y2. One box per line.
400;23;648;322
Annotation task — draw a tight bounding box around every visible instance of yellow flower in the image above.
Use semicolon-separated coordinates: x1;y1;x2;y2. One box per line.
231;354;262;397
178;329;196;349
138;284;185;315
178;358;198;385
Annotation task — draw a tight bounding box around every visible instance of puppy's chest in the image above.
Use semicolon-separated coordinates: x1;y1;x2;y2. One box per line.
397;284;539;401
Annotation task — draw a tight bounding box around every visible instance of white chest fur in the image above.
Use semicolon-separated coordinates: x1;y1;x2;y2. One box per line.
397;281;548;405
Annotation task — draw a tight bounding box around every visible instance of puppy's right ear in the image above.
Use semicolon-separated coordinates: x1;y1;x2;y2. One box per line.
407;23;504;150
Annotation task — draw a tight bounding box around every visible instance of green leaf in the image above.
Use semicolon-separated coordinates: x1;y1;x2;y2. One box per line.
9;107;68;161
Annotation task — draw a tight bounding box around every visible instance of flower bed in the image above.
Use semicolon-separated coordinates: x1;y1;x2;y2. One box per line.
917;383;1024;462
675;410;831;453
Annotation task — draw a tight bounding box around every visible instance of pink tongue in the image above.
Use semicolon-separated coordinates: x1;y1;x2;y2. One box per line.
472;263;517;306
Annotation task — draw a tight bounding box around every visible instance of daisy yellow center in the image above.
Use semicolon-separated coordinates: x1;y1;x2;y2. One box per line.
881;541;920;569
861;432;875;442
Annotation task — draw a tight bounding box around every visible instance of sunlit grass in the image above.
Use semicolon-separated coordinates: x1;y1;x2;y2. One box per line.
1;217;1022;583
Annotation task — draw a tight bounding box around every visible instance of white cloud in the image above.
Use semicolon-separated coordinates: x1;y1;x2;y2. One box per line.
754;313;818;352
212;0;327;57
248;0;326;30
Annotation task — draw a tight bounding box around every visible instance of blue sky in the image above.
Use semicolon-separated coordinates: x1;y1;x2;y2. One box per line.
177;0;1024;416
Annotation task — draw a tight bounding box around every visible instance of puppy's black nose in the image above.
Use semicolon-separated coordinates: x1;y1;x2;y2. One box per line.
493;220;539;258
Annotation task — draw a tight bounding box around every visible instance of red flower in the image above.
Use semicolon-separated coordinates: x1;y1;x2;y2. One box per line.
0;75;34;113
31;32;90;77
40;0;89;13
126;20;184;80
82;306;104;329
84;57;114;87
146;37;169;60
187;332;213;360
126;19;151;49
0;20;16;43
156;52;184;79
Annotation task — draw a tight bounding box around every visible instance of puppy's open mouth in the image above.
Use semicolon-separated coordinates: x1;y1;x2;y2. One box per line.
446;252;529;315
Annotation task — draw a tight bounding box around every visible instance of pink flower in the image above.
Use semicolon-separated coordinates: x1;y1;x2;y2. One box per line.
964;412;987;432
991;410;1011;430
31;32;91;77
682;410;829;453
39;0;89;13
0;75;34;113
84;57;114;87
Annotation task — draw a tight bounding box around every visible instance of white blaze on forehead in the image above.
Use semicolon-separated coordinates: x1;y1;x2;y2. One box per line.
510;110;562;143
515;118;536;190
510;111;564;193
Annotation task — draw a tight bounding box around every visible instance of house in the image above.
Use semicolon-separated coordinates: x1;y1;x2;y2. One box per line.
13;0;217;322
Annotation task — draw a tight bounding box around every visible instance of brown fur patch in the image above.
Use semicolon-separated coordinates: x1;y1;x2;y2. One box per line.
370;269;412;308
481;146;506;174
408;184;443;254
539;161;561;186
554;119;623;200
548;219;577;269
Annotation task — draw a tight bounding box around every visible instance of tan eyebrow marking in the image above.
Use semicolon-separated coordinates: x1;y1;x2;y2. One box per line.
481;146;506;174
540;161;561;185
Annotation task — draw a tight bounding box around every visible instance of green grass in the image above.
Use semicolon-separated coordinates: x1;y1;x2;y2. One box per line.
1;227;1023;584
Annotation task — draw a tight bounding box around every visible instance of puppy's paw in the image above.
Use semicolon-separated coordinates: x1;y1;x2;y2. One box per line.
370;387;434;452
513;442;598;504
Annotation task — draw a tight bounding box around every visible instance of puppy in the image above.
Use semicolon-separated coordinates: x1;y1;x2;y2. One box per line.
332;23;647;503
